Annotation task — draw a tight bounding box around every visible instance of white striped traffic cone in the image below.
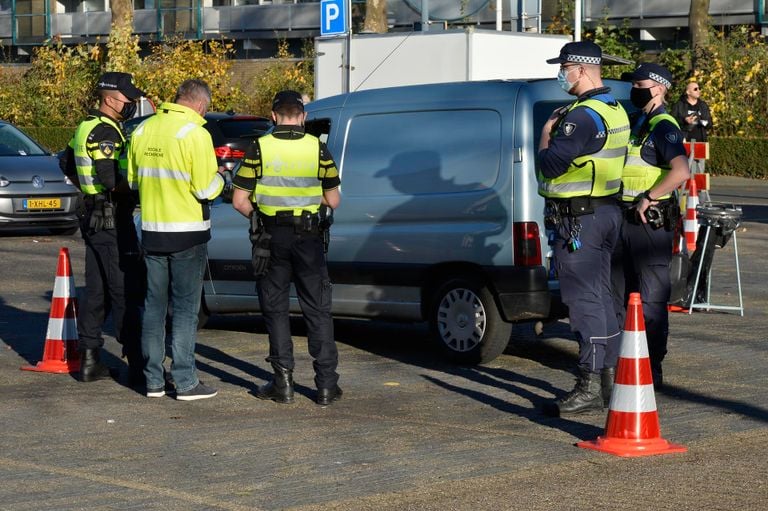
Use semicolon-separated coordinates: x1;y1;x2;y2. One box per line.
578;292;686;457
21;247;81;374
684;178;699;255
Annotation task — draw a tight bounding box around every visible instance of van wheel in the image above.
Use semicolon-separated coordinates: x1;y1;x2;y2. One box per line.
429;278;512;365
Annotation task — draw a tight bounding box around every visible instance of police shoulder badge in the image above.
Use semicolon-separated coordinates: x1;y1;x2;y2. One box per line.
99;141;115;157
665;132;680;144
562;122;577;136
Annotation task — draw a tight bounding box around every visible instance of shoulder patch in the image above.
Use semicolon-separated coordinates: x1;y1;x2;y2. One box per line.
562;122;577;136
665;131;680;144
99;141;115;156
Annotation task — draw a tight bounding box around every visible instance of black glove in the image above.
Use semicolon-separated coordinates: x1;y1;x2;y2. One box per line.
251;231;272;278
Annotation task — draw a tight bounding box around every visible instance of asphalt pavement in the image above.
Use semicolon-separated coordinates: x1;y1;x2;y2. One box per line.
0;176;766;510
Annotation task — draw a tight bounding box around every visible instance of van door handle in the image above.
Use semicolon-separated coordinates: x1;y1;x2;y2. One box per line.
513;147;522;163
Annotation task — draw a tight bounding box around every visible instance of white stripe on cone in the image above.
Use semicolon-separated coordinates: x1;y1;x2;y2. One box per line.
609;383;658;413
618;330;650;358
45;318;78;341
52;275;76;299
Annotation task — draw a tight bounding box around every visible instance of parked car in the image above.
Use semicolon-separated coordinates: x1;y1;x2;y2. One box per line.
0;121;80;235
124;111;272;171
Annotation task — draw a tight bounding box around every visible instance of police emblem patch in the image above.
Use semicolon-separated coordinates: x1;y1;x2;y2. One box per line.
665;132;680;144
99;141;115;156
562;122;577;136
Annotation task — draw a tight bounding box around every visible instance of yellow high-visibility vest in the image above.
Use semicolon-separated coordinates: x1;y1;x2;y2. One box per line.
72;114;125;195
127;102;223;251
539;98;630;199
253;134;324;216
621;113;680;202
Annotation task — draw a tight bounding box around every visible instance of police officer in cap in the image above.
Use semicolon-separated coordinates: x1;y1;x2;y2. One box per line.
232;90;342;406
538;41;630;416
611;63;691;389
69;72;145;384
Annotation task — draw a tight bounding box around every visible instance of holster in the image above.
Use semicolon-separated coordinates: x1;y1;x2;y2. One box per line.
249;210;271;277
318;205;334;253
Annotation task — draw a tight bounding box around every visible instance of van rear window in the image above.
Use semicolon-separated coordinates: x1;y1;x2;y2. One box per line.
342;110;501;197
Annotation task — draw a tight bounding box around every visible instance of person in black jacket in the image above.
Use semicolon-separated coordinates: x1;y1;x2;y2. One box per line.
671;82;712;142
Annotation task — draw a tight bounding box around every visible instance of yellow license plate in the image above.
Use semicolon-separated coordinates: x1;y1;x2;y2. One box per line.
24;198;61;210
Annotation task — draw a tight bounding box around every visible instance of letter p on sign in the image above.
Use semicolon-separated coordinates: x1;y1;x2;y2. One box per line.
320;0;347;36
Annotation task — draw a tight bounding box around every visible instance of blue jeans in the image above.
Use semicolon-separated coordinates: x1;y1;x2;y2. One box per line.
141;243;206;393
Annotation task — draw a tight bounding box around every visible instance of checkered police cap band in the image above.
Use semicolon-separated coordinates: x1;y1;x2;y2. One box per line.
648;72;672;88
566;54;602;65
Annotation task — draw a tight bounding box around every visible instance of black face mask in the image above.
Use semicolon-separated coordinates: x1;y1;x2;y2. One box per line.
630;87;655;109
119;100;137;120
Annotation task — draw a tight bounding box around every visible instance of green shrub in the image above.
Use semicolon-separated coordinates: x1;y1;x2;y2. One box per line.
708;137;768;178
22;126;76;153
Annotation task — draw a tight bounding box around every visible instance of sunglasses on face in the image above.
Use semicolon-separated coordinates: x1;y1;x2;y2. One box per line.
691;87;699;91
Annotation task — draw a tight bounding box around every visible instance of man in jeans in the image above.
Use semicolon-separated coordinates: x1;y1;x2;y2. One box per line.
128;79;225;400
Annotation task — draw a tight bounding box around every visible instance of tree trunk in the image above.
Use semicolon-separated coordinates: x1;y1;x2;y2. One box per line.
363;0;388;33
689;0;710;61
111;0;134;31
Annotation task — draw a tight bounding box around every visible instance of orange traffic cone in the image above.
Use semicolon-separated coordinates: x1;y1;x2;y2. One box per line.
21;247;80;374
578;292;686;457
684;178;699;254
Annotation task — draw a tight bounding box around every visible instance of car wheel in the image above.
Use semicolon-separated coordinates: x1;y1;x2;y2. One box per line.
429;278;512;365
49;225;79;236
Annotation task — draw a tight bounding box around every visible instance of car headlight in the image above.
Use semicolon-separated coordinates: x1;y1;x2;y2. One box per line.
0;176;9;187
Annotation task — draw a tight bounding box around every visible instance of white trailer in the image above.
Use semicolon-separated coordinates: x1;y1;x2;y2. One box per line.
314;28;570;99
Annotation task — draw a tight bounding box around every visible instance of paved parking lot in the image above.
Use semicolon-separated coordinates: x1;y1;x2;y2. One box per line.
1;176;766;510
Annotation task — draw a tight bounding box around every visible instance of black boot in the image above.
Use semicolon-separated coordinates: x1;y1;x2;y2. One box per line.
601;366;616;407
544;368;603;416
316;385;343;406
256;363;294;404
79;348;113;382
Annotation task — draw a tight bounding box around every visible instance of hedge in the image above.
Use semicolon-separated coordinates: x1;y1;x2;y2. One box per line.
708;137;768;179
22;127;76;153
22;128;768;180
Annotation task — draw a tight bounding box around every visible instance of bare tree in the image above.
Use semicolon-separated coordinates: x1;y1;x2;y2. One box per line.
363;0;388;33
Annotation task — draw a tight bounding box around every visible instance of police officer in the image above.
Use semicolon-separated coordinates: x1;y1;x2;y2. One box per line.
128;79;225;401
611;63;691;389
70;72;145;384
232;90;342;406
538;41;630;416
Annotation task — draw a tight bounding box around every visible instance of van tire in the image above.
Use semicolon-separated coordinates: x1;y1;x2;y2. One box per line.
429;278;512;365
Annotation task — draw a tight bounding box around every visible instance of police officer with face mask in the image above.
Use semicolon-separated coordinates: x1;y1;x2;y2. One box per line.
611;63;691;389
69;72;145;385
538;41;630;416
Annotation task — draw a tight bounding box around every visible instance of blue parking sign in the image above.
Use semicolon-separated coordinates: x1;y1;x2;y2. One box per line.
320;0;347;36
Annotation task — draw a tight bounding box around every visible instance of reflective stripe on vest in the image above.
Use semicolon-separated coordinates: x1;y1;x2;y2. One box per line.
539;98;630;199
621;113;680;202
72;115;125;195
254;134;323;216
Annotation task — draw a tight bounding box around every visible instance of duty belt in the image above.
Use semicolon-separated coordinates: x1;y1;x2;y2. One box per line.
548;194;619;217
259;210;319;231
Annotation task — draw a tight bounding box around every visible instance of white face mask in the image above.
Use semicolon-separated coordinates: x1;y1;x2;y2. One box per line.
557;67;577;93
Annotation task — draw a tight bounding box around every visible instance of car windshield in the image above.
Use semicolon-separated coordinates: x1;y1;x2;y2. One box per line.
0;124;48;157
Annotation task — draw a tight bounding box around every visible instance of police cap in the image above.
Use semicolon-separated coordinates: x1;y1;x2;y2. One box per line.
546;41;602;65
272;90;304;112
95;72;145;100
621;63;673;89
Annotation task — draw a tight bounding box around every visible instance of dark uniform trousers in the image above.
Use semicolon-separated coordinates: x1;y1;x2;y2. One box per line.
256;220;339;389
78;195;144;361
611;209;674;370
554;203;622;372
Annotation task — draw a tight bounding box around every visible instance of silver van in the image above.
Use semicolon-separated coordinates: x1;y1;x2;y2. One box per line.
202;78;631;364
